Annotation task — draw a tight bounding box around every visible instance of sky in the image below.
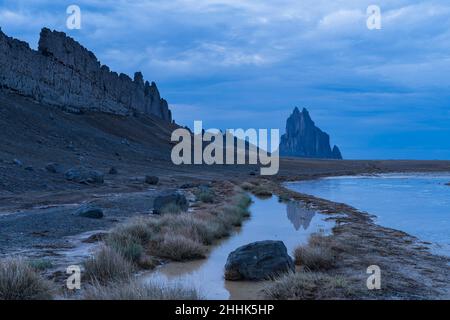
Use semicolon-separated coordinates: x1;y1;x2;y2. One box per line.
1;0;450;159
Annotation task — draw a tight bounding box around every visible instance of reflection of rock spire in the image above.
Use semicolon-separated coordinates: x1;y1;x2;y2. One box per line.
286;201;315;231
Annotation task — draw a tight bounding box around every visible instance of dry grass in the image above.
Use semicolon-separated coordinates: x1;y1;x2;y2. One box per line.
160;202;185;214
251;185;273;197
84;246;134;285
294;233;336;271
196;189;215;203
83;191;252;288
84;280;203;300
240;182;254;191
263;271;353;300
154;234;207;261
0;258;53;300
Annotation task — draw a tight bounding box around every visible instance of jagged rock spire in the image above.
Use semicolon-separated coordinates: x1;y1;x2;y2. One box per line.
279;107;343;159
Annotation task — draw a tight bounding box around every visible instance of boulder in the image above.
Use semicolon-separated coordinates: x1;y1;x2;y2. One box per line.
45;162;64;174
153;191;188;214
145;175;159;185
109;167;118;175
65;167;104;184
74;205;104;219
224;240;295;281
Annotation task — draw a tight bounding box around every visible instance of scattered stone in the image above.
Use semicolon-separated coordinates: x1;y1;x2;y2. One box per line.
45;162;64;174
82;232;108;243
109;167;118;175
24;166;34;171
179;183;199;189
74;205;104;219
13;159;23;166
65;167;104;184
153;190;188;215
224;240;295;281
145;175;159;185
445;182;450;186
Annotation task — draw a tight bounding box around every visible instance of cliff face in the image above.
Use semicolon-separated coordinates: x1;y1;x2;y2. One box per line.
0;28;171;122
279;107;342;159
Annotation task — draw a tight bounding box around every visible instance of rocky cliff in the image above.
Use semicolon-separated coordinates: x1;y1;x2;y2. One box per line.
0;28;172;121
279;107;342;159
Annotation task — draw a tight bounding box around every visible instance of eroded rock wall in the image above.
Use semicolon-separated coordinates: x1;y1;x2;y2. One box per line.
0;28;172;122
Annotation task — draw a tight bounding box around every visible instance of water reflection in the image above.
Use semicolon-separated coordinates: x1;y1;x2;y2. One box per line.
286;201;315;231
287;173;450;257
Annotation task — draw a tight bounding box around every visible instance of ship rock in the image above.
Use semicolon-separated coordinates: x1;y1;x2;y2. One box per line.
279;107;342;159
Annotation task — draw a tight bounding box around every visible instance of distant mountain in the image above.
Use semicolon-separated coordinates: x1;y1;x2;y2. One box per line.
279;107;342;159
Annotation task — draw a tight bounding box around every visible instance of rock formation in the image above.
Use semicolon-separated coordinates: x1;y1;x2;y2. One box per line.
0;28;172;121
279;107;342;159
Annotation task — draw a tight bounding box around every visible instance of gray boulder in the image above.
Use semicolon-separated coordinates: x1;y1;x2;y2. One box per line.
145;175;159;185
224;240;295;281
65;167;104;184
109;167;118;175
153;191;188;214
45;162;64;174
74;205;104;219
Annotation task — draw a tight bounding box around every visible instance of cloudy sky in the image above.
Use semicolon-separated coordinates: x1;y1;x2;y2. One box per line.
1;0;450;159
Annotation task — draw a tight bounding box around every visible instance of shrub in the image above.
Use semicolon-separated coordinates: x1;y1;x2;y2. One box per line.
29;259;53;271
251;185;273;197
154;234;206;261
240;182;254;191
160;203;185;214
263;272;352;300
106;219;153;263
294;233;336;270
0;258;53;300
84;280;203;300
294;246;335;271
84;246;134;285
196;190;215;203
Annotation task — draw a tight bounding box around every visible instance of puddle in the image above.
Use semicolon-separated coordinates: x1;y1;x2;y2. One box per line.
143;195;333;299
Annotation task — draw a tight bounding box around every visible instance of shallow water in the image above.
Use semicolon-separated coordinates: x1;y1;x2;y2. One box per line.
286;173;450;257
144;195;333;299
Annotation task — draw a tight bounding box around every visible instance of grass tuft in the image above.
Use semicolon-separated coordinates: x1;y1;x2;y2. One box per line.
84;280;203;300
0;258;53;300
84;246;134;285
196;189;215;203
263;272;353;300
154;234;206;261
293;233;336;271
